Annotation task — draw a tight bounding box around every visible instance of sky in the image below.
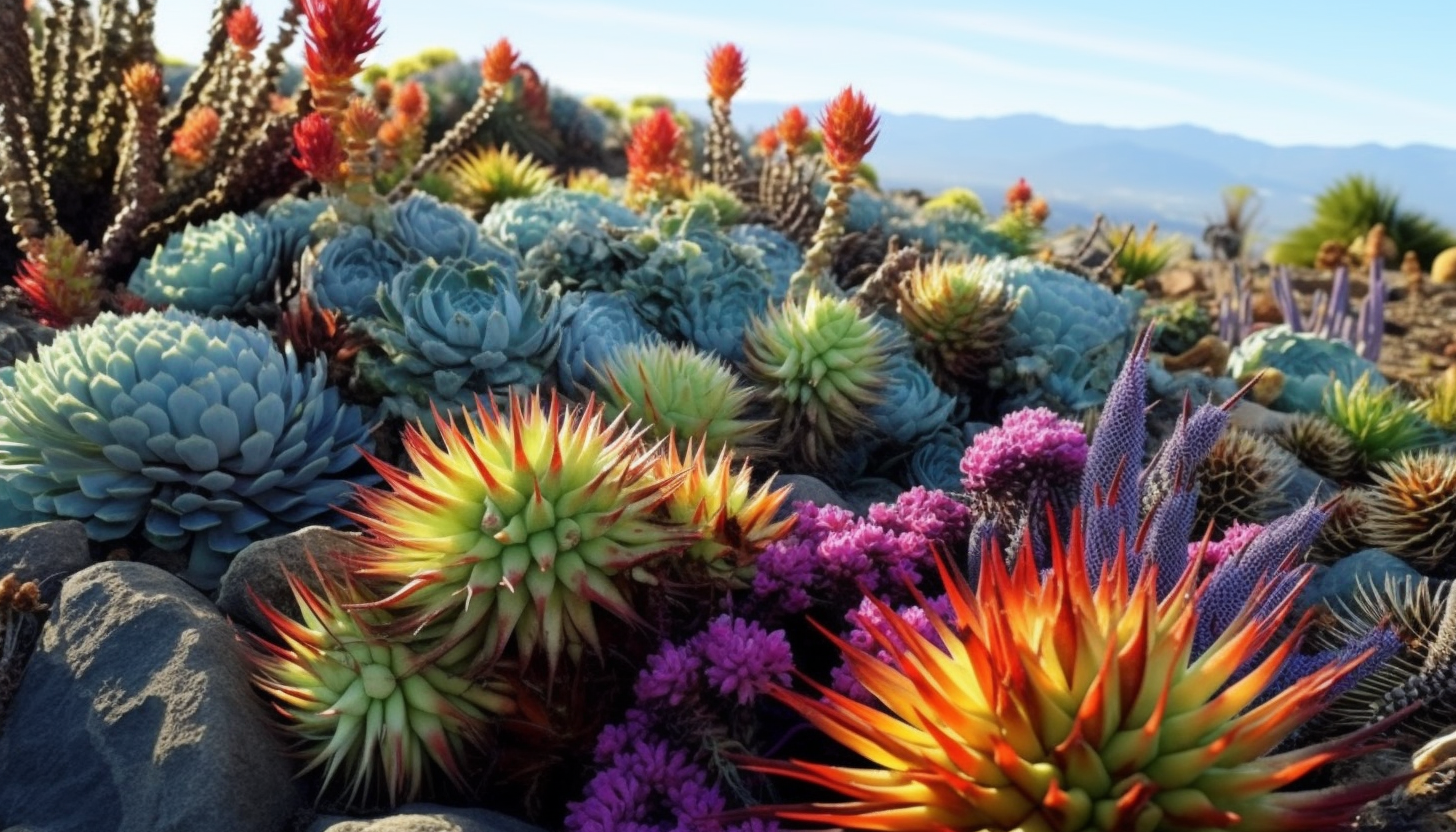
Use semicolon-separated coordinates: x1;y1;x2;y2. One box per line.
153;0;1456;150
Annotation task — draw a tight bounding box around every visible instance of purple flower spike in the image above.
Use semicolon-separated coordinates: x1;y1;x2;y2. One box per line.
1080;327;1153;571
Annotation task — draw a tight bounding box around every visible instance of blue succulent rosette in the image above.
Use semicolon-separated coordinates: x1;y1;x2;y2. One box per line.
128;212;286;317
391;192;504;264
555;291;660;390
0;309;375;586
482;189;644;256
264;194;332;266
870;352;960;447
727;224;800;298
304;225;406;319
519;219;646;296
1226;324;1384;414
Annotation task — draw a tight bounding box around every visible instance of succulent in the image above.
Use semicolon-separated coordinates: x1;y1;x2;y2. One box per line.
922;186;985;219
351;391;699;673
896;256;1016;387
906;431;967;492
482;190;644;257
303;225;406;319
726;224;801;296
265;196;333;267
1226;324;1383;414
553;291;660;391
1418;366;1456;432
361;258;562;423
1141;298;1213;356
128;212;286;317
743;289;890;469
988;258;1143;415
743;533;1405;832
519;219;645;297
1364;451;1456;575
867;351;959;448
446;144;557;215
1323;371;1437;468
1192;429;1297;533
391;193;503;265
591;341;770;459
248;560;515;806
676;182;748;227
1310;488;1371;563
1271;412;1361;481
0;309;374;586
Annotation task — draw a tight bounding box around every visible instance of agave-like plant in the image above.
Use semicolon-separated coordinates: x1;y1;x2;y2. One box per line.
445;143;556;216
1323;371;1437;469
1105;222;1184;287
1270;174;1456;269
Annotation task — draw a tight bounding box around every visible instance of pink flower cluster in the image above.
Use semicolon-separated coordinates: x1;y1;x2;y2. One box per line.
960;407;1088;495
1190;521;1265;568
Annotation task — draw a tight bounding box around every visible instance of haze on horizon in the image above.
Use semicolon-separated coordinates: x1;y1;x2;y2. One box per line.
154;0;1456;152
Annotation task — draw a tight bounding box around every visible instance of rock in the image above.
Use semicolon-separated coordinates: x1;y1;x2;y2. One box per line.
1432;247;1456;285
841;478;904;516
0;561;303;832
772;475;851;521
217;526;365;634
1227;400;1299;436
1156;268;1201;297
1299;548;1431;615
306;804;547;832
0;521;91;605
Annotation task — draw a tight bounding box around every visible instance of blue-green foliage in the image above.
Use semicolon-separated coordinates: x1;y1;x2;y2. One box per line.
305;225;405;319
482;190;644;256
520;220;646;295
128;213;285;317
989;258;1143;415
813;181;911;233
727;224;800;297
549;91;611;150
392;193;499;264
361;259;562;422
264;195;331;265
892;206;1018;259
0;309;374;586
870;351;960;447
1226;324;1385;413
555;291;660;390
907;430;967;492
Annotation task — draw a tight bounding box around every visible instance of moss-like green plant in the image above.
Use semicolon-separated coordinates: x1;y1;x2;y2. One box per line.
1270;175;1456;269
922;186;985;219
1323;371;1439;468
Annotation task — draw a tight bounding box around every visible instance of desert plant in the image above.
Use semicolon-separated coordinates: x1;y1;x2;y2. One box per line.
1418;366;1456;432
446;144;556;216
788;88;878;297
1271;412;1361;481
1105;222;1183;286
1270;174;1456;270
701;43;747;192
1323;371;1438;469
1193;429;1296;531
894;255;1016;387
1203;183;1260;260
1364;451;1456;575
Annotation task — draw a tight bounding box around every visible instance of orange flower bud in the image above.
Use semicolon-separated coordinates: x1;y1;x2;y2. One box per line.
302;0;382;111
226;5;263;54
341;98;384;144
1006;177;1033;208
818;86;879;174
482;38;520;87
170;106;220;167
706;43;746;102
393;80;427;124
1029;196;1050;224
754;126;780;157
626;108;684;194
122;63;163;103
776;105;809;155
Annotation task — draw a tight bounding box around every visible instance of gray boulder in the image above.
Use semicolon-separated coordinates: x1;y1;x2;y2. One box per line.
0;562;303;832
772;474;850;522
0;521;91;604
217;526;365;634
1300;548;1432;615
307;804;547;832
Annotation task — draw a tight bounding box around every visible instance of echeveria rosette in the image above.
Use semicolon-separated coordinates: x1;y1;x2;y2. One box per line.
868;350;959;449
391;192;503;264
742;533;1408;832
361;258;562;423
303;225;406;319
554;291;660;391
349;391;700;675
248;560;515;807
1227;324;1383;414
265;195;332;266
128;212;286;317
519;220;646;297
0;309;374;586
482;190;645;257
727;224;800;297
907;429;969;492
989;257;1143;415
661;254;776;364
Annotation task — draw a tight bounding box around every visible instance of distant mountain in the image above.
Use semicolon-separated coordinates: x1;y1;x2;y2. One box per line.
677;102;1456;248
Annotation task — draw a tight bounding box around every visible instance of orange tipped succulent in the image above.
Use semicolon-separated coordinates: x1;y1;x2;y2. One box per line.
776;105;809;156
626;108;686;204
393;80;427;124
706;43;747;102
13;231;101;329
742;515;1408;831
482;37;521;87
292;112;346;187
226;5;263;55
1007;176;1034;208
302;0;383;118
274;293;371;387
170;106;220;168
818;86;879;175
121;63;163;103
754;127;780;157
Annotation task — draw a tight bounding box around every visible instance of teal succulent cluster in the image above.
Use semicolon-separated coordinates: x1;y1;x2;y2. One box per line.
727;224;800;296
554;291;660;390
520;220;646;296
129;212;287;317
893;207;1018;260
482;190;644;256
360;258;562;422
305;225;407;319
264;195;331;265
0;309;374;586
988;258;1143;415
868;350;961;447
1226;324;1384;413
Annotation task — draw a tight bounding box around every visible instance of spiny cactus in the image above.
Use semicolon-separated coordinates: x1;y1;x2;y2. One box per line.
1272;412;1360;482
1192;429;1297;532
1364;450;1456;575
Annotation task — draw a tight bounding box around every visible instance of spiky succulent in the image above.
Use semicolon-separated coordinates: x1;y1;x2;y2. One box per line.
592;341;770;459
361;258;562;422
447;145;557;216
1193;429;1297;533
743;288;890;469
1323;371;1437;468
742;528;1406;832
1272;412;1360;482
350;391;699;674
482;190;645;257
895;255;1016;387
1417;366;1456;432
1310;488;1371;564
128;212;287;317
1364;451;1456;575
650;441;793;586
0;309;374;586
304;225;407;319
248;560;515;806
1226;324;1382;414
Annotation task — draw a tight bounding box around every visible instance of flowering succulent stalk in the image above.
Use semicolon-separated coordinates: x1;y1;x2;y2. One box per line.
1006;176;1033;210
626;108;687;209
168;106;221;172
753;127;780;158
378;80;428;178
301;0;383;123
13;230;101;329
339;98;385;214
739;526;1409;831
703;43;748;189
776;106;809;160
226;5;264;59
389;38;519;199
98;63;166;272
293;112;347;193
788;87;879;298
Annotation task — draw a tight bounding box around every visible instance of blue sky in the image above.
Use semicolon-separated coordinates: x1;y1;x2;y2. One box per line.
154;0;1456;149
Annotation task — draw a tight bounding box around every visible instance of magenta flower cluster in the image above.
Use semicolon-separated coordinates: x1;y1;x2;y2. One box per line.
829;594;953;705
960;407;1088;495
1190;521;1265;568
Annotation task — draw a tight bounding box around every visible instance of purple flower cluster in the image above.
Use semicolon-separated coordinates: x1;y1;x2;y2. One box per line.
635;615;793;709
960;407;1088;495
829;595;953;705
867;486;972;551
1190;521;1264;568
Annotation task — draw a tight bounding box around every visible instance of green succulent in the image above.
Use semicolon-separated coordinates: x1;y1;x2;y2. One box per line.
1226;324;1383;414
1323;371;1439;469
1270;174;1456;269
447;144;557;216
128;212;286;317
922;187;985;219
1141;298;1213;356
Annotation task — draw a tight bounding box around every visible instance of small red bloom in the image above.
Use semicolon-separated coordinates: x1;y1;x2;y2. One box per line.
171;106;220;167
292;112;346;184
706;43;746;102
393;80;427;124
754;126;780;157
376;118;404;151
14;232;100;329
626;108;684;193
818;86;878;174
226;5;263;54
1006;176;1033;208
775;105;809;155
482;38;520;87
371;77;394;111
302;0;382;105
516;63;551;130
121;63;162;103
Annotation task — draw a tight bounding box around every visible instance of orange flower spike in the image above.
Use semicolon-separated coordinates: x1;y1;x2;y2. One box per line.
121;63;162;103
226;4;263;56
393;80;427;125
1029;196;1051;225
301;0;383;118
170;106;220;168
291;111;346;187
776;105;809;157
1006;176;1033;209
706;43;746;102
818;86;879;176
754;127;779;157
625;108;684;201
481;37;521;87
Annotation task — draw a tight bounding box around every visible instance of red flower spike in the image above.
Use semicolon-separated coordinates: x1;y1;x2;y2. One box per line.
302;0;382;113
1007;176;1033;208
818;86;879;175
121;63;162;103
481;38;520;87
170;106;220;167
776;105;809;154
626;108;684;195
706;43;746;102
292;112;346;185
226;5;263;54
393;80;427;124
754;126;779;157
